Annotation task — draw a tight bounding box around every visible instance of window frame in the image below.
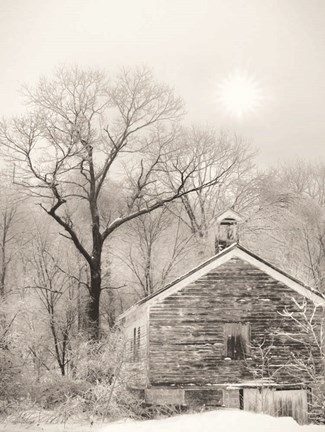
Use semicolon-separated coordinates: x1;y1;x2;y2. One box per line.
223;322;250;360
130;326;141;362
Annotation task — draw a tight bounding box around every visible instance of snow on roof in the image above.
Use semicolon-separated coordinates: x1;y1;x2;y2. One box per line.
117;243;325;322
215;208;244;223
225;380;304;389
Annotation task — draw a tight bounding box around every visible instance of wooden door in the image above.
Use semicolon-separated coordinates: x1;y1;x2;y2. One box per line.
243;388;308;424
243;387;274;415
273;389;308;425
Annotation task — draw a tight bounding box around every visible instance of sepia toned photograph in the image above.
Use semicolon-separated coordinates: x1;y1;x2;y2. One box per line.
0;1;325;431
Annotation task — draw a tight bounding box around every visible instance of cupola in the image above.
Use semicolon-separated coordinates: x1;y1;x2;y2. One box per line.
215;209;243;253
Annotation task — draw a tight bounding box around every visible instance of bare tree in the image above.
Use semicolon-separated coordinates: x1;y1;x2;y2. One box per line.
117;206;193;298
26;234;79;376
0;184;20;298
239;162;325;293
170;128;257;239
0;66;236;338
274;161;325;206
277;163;325;292
278;298;325;423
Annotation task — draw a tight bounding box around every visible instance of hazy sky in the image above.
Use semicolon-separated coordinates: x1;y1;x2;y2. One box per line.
1;0;325;165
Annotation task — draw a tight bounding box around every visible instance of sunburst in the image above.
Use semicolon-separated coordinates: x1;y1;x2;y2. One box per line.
217;71;262;118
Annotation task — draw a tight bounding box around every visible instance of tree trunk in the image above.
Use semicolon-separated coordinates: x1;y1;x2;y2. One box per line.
86;263;102;339
0;213;7;298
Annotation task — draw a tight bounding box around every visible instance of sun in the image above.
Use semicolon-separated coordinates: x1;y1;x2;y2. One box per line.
217;71;262;118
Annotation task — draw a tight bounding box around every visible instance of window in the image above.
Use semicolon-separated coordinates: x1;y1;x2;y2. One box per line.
137;327;141;355
224;322;250;360
133;327;137;361
130;326;141;362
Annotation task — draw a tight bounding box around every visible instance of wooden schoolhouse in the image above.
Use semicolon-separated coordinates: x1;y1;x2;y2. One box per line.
117;210;325;424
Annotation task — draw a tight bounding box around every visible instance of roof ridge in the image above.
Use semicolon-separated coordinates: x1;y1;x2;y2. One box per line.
116;242;325;322
116;242;238;321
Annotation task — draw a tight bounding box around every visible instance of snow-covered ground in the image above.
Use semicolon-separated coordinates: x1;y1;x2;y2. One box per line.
1;410;325;432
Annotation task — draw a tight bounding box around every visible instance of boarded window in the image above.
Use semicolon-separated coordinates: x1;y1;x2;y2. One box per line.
130;338;134;359
224;322;250;359
131;327;141;362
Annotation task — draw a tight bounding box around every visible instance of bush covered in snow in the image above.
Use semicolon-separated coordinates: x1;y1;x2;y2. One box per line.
0;332;155;423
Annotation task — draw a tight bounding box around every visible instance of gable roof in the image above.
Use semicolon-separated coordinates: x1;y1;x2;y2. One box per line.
215;208;243;223
117;243;325;322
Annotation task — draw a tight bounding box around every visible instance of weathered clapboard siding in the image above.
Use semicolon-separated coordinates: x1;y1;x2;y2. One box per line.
119;307;149;388
148;257;323;387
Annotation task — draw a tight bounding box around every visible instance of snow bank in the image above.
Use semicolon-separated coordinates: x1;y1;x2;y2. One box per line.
1;410;324;432
99;410;325;432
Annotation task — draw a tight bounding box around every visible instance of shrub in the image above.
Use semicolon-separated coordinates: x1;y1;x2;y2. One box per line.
29;376;91;409
1;329;156;423
0;350;26;413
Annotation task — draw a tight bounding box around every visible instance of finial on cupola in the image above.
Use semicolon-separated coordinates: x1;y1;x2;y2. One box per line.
215;209;243;253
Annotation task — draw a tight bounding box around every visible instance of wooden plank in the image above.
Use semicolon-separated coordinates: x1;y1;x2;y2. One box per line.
224;389;240;408
274;389;308;425
243;388;308;424
145;388;184;405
